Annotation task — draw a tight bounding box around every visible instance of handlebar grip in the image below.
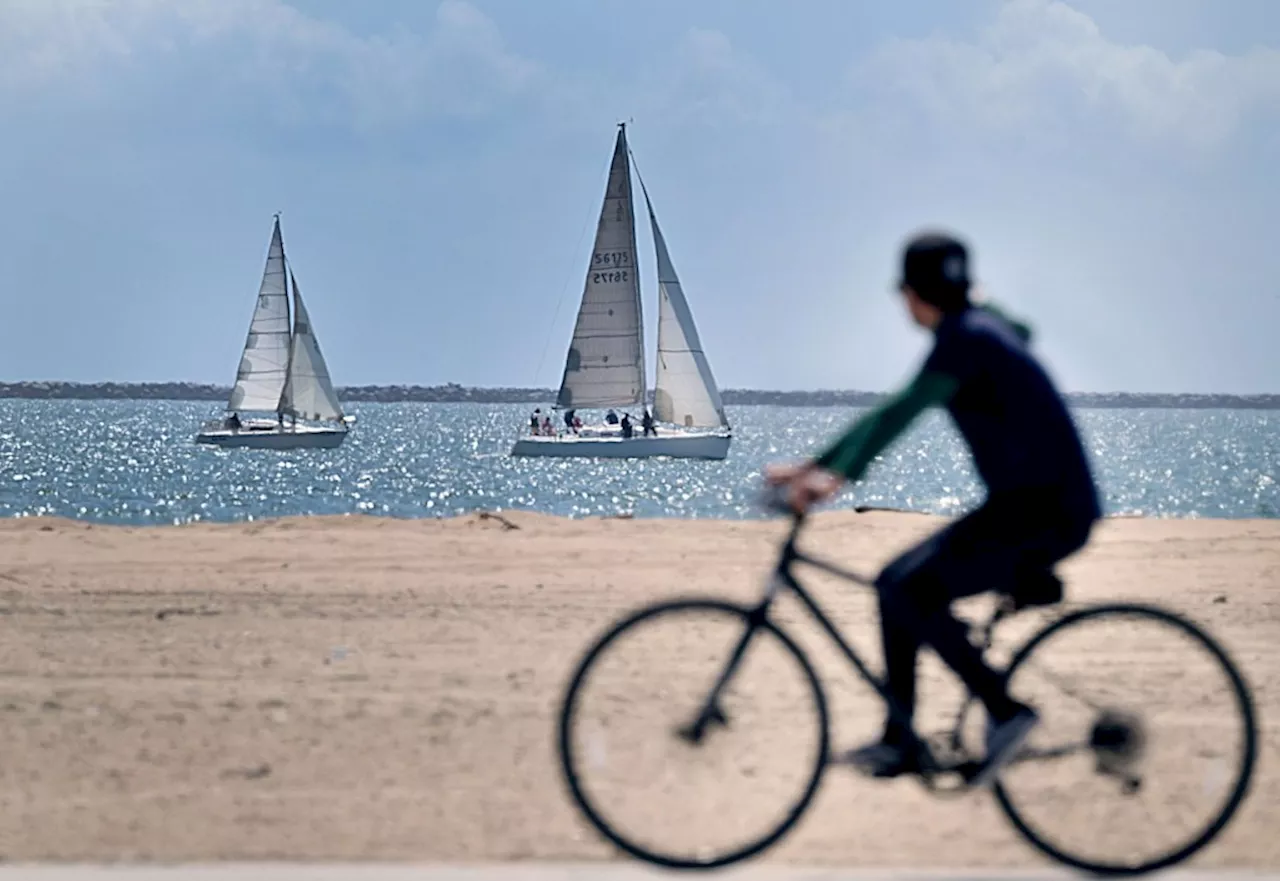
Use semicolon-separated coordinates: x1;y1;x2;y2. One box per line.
758;484;799;518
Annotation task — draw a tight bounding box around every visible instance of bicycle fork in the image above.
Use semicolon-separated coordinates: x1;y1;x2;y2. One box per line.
675;574;787;745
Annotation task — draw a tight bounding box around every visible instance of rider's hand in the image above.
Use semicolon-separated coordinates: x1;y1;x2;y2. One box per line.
764;461;810;485
764;461;844;514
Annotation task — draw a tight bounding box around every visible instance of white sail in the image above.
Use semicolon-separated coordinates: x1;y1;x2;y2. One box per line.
228;217;291;413
644;193;729;429
555;124;645;410
279;273;344;423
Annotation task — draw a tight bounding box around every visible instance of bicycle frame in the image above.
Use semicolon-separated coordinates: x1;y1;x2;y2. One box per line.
679;509;1016;786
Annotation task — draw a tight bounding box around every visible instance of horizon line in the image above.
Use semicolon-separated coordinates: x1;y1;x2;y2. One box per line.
0;380;1276;399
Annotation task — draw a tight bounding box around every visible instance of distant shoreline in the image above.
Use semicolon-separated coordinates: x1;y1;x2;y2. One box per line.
0;381;1277;409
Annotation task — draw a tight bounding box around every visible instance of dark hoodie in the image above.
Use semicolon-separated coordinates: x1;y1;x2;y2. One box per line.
814;302;1100;522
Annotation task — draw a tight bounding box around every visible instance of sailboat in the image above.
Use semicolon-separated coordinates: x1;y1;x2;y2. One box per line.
511;123;731;461
195;215;353;450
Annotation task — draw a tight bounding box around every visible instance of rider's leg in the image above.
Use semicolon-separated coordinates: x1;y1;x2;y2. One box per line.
875;530;1002;735
876;593;919;744
849;499;1087;777
846;546;1018;777
885;508;1053;722
905;580;1025;722
843;527;985;777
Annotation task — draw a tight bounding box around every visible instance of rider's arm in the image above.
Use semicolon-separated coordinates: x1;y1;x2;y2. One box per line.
812;370;958;483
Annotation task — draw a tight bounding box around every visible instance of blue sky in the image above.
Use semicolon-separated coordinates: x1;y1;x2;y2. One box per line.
1;0;1277;394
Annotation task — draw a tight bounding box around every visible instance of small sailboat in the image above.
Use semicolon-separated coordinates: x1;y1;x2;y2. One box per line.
195;215;353;450
512;123;731;460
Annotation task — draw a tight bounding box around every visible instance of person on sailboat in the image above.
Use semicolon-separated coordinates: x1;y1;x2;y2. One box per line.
225;412;242;432
764;230;1100;786
530;409;542;435
564;409;578;434
641;409;656;437
542;415;554;436
605;409;620;425
620;413;634;439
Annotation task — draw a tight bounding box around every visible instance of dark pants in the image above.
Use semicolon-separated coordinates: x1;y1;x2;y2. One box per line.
874;490;1094;741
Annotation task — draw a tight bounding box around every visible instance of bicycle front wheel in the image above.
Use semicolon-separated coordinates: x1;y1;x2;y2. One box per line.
992;603;1257;876
557;598;829;869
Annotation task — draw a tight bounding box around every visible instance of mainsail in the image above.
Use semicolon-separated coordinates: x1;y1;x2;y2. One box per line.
228;216;291;413
555;124;646;409
639;181;729;429
279;272;345;423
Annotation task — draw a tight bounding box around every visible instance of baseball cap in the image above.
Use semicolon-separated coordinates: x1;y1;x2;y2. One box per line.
897;231;972;309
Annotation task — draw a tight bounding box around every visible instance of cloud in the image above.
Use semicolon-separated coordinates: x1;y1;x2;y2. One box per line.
637;27;797;128
0;0;542;126
856;0;1280;148
0;5;808;138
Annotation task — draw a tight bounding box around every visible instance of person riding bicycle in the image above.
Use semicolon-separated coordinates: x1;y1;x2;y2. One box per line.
766;230;1101;785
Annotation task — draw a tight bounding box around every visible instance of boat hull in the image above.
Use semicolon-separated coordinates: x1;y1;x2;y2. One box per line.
510;431;730;460
195;426;348;450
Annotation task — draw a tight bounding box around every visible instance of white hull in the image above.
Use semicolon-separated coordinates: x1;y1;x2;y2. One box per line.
195;424;348;450
511;431;730;460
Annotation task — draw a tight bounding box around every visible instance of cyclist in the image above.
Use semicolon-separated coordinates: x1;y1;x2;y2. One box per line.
766;230;1101;785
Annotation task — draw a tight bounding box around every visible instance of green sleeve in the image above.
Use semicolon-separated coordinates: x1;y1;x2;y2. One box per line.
813;371;959;482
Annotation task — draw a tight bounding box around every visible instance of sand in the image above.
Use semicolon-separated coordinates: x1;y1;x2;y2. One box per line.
0;510;1274;868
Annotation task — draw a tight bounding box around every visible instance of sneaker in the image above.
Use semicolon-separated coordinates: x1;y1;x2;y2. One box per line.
970;705;1039;788
840;739;920;779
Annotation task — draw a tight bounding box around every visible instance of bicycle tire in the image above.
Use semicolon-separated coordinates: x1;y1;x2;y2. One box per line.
557;597;830;870
992;602;1258;876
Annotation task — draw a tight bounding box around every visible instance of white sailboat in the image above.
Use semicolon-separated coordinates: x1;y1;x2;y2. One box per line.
511;123;731;461
195;215;353;450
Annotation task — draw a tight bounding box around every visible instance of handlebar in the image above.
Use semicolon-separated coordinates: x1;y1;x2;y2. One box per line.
757;484;807;523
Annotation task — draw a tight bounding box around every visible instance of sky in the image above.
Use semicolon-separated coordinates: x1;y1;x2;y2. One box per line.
1;0;1278;394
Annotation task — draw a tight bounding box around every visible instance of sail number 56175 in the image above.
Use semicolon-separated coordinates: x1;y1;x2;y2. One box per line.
591;250;630;284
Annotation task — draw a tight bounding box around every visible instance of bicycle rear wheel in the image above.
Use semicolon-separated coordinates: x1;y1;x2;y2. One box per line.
992;603;1257;876
557;598;829;869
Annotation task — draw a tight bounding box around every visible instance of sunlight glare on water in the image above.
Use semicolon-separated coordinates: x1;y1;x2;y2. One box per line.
0;401;1273;524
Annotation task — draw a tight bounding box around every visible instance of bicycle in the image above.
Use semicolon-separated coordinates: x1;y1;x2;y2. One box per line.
557;493;1258;875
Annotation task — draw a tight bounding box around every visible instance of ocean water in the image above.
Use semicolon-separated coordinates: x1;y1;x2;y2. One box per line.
0;400;1274;524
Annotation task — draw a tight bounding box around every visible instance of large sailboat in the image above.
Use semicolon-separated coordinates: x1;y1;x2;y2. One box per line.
511;123;731;460
195;215;353;450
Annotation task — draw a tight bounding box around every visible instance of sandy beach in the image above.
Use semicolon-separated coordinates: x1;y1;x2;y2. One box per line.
0;510;1275;868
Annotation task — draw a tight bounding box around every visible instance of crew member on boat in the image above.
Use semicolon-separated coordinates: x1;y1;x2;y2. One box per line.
620;413;634;439
605;409;619;425
225;413;242;432
642;409;656;437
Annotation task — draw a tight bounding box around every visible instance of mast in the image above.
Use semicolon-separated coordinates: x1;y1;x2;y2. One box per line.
276;213;293;425
619;122;645;408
